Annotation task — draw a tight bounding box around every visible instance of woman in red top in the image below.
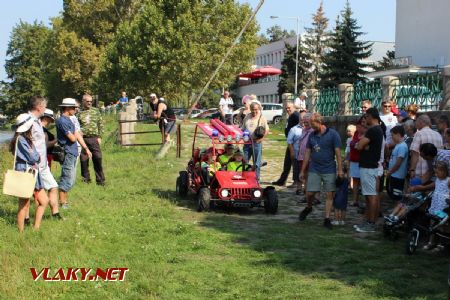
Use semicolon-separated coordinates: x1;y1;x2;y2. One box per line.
346;116;367;207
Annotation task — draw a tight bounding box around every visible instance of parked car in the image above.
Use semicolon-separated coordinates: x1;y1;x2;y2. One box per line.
261;103;283;124
196;108;219;119
232;103;283;125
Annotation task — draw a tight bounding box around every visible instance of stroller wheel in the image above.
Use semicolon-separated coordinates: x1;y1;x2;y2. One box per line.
406;229;419;255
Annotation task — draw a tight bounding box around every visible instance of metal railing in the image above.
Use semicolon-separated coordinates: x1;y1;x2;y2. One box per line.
392;72;443;111
314;87;340;116
347;80;383;115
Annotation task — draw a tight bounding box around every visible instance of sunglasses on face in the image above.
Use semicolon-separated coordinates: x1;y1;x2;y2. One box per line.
383;105;391;108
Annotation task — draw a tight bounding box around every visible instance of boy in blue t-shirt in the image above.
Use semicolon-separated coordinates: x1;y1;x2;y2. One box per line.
386;125;409;200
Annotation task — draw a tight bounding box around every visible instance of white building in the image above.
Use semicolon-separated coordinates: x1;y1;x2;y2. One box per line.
396;0;450;67
236;37;394;104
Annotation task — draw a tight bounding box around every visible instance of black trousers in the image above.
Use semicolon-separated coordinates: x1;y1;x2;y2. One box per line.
80;136;105;183
277;146;293;184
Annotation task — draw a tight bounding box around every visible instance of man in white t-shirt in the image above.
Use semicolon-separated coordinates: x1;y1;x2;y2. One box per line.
379;99;397;147
219;91;234;124
294;92;308;112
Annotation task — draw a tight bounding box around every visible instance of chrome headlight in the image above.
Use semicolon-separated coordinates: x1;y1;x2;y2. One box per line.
218;135;224;142
235;134;241;141
253;190;262;198
221;189;229;198
227;135;233;142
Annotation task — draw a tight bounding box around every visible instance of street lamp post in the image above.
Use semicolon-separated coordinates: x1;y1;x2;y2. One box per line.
270;16;300;96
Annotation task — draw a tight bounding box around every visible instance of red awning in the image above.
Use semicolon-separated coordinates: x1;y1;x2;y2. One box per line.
239;66;282;79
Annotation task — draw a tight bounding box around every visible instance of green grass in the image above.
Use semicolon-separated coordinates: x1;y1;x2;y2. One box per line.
0;116;448;299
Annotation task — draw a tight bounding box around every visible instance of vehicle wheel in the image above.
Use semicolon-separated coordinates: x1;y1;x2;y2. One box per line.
273;116;281;125
197;187;211;212
406;229;419;255
176;171;189;197
264;187;278;214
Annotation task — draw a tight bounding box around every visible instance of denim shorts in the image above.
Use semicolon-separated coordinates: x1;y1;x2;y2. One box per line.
59;153;77;192
306;172;336;192
349;161;360;179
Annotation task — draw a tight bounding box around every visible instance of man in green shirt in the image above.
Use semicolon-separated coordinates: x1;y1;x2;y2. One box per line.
78;94;105;185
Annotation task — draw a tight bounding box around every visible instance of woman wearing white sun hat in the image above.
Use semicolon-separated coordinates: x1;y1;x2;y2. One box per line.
9;113;49;232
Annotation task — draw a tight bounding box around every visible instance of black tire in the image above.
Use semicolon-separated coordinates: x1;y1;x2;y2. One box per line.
197;187;211;212
176;171;189;197
273;116;281;125
264;187;278;214
406;230;418;255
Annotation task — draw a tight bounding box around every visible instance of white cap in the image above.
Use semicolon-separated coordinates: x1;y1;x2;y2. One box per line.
300;92;308;98
15;113;34;133
150;93;156;98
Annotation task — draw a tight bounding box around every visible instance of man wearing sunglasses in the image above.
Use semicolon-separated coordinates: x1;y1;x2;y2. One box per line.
380;98;398;148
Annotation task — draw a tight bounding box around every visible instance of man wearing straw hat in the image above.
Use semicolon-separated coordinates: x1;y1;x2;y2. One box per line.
56;98;89;209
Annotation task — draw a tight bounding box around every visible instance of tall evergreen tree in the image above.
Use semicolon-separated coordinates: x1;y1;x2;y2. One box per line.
373;50;395;71
304;1;329;89
320;1;372;87
277;41;311;100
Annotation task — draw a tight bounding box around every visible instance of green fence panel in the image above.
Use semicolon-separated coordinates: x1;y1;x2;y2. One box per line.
348;81;383;115
315;87;340;116
392;72;442;111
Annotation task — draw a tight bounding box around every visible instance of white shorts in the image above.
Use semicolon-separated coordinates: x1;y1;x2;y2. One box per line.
360;167;378;196
349;161;360;178
40;165;58;190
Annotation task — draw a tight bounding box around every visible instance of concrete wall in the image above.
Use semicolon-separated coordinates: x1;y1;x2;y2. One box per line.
396;0;450;67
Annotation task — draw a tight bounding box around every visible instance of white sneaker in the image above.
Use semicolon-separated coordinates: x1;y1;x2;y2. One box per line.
331;220;341;226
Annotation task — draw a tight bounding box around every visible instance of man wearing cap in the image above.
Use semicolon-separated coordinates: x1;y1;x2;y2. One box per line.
294;92;308;113
28;96;62;219
56;98;88;208
150;95;177;143
78;94;105;185
218;144;235;166
227;149;250;171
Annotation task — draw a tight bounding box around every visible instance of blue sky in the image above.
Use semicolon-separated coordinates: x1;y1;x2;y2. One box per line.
0;0;396;81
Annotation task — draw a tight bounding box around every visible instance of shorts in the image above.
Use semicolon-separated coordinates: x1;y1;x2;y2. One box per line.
40;165;58;190
59;153;77;192
306;172;336;192
360;167;378;196
377;165;384;177
159;120;177;134
349;161;360;178
387;176;405;201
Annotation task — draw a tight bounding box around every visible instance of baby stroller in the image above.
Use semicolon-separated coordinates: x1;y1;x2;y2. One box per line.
383;191;433;240
135;96;145;120
406;197;450;255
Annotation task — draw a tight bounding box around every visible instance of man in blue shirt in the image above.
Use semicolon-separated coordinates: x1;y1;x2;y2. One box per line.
299;113;343;229
119;91;128;105
56;98;81;209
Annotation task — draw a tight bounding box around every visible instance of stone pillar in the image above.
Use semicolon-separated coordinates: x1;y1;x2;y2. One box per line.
442;65;450;110
338;83;353;115
306;89;318;113
119;111;128;145
126;99;137;142
382;76;399;101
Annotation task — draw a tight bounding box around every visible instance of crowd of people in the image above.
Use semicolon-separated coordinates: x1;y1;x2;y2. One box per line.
9;95;105;232
267;97;450;235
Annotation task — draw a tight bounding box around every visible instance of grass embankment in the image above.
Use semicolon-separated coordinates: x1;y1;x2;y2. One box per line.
0;116;448;299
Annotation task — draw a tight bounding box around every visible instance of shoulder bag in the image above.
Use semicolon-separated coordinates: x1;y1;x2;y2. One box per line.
2;138;37;198
253;115;266;139
52;143;65;163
